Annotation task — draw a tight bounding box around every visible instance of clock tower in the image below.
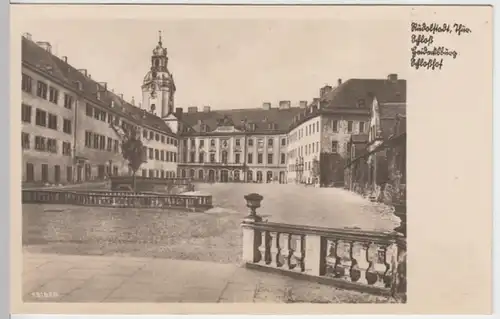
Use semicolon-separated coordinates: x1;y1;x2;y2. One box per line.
142;31;176;118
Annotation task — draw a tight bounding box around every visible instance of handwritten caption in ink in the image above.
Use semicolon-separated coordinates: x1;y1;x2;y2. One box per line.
410;22;471;71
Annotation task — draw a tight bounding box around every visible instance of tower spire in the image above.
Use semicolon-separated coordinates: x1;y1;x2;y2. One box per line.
158;30;162;46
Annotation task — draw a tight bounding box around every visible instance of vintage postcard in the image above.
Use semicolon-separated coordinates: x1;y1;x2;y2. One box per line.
10;4;493;315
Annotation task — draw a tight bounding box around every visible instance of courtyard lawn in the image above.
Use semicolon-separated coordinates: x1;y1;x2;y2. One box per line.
23;183;400;264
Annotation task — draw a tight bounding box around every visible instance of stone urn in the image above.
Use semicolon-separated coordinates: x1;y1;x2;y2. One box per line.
244;193;264;222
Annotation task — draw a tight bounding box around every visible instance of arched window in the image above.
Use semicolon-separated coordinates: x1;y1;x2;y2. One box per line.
247;170;253;182
198;170;204;180
181;169;186;178
256;171;263;183
266;171;273;183
189;169;195;178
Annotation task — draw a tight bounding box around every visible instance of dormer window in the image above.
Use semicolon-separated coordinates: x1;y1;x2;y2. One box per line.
357;99;366;108
201;124;207;132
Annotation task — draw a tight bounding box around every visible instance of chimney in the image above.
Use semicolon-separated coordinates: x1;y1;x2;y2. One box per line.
61;56;68;63
278;100;291;110
388;73;398;81
188;106;198;113
262;102;271;110
22;32;32;41
77;69;88;77
197;119;202;125
175;107;183;118
320;85;333;98
36;41;52;53
337;78;342;86
88;74;92;79
119;94;124;100
299;100;308;108
98;82;107;91
138;102;142;108
203;105;211;112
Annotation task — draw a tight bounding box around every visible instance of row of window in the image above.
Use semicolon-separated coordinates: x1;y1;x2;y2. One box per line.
289;160;317;172
183;150;286;165
84;131;120;153
185;136;287;149
288;120;366;144
22;104;72;134
289;120;321;143
146;147;177;162
140;169;176;179
22;132;72;156
180;168;283;183
22;73;74;109
143;129;177;146
24;162;121;183
86;103;177;147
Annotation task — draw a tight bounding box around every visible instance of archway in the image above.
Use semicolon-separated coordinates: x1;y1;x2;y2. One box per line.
256;171;263;183
221;170;229;183
198;169;204;181
181;169;186;178
234;170;240;182
208;169;215;182
279;171;285;184
247;170;253;183
189;169;195;178
266;171;273;183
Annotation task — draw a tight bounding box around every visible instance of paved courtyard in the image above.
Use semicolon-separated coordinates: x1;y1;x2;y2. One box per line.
23;251;396;303
23;183;399;263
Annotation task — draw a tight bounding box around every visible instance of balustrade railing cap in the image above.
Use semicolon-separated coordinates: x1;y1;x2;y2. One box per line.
244;193;263;201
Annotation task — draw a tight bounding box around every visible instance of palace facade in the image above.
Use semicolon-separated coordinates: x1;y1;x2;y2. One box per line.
21;31;406;187
21;32;178;185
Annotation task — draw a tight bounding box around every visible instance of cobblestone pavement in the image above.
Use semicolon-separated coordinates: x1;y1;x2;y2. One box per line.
23;183;400;263
23;252;395;303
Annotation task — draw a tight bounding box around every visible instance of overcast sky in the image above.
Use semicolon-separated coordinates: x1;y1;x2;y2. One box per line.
21;19;408;110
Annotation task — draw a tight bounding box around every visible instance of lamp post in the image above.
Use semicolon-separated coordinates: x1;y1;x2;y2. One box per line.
244;193;263;222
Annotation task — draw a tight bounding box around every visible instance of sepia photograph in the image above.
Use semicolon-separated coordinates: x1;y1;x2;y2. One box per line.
10;4;492;315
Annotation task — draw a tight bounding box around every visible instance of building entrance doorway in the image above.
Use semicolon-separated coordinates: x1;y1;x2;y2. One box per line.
221;170;229;183
279;171;285;184
208;170;215;182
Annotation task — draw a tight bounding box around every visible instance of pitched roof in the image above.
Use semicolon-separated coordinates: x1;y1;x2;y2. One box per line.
180;107;304;135
21;36;173;135
321;77;406;108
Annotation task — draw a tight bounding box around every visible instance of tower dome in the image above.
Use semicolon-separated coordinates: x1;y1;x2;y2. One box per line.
141;31;176;118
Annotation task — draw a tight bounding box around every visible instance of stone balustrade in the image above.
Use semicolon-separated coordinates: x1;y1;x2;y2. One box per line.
22;189;212;211
241;193;407;299
109;176;195;194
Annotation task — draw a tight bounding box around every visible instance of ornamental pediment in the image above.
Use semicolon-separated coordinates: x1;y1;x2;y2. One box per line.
213;126;242;133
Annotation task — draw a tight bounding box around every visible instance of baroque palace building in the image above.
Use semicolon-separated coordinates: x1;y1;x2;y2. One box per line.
21;32;178;185
21;31;406;186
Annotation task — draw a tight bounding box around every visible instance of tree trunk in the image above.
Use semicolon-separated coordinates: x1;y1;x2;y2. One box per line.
132;170;137;193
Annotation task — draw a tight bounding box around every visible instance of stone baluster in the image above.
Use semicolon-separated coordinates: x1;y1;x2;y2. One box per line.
269;232;281;267
280;233;294;270
258;230;270;265
292;235;305;272
365;243;379;285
